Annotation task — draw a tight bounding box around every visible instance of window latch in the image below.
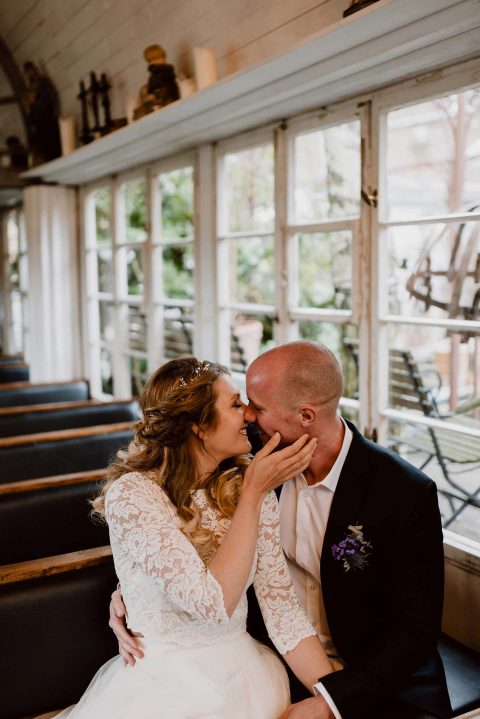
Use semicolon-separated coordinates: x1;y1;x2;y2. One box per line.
361;189;378;207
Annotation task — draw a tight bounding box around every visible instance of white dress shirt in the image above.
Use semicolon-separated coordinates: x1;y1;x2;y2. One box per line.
279;418;353;719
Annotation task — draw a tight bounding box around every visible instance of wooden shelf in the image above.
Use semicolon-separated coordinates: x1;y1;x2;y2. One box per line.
22;0;480;186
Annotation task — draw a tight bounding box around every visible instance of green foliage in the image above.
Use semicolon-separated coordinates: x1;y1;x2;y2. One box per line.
160;169;194;240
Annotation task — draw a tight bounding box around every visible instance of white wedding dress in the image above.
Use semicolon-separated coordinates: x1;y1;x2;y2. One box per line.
55;472;317;719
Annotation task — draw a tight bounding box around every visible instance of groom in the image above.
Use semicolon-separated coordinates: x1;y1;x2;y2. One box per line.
110;341;451;719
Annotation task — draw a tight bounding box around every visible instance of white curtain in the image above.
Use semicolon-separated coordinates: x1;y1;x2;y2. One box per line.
25;185;81;382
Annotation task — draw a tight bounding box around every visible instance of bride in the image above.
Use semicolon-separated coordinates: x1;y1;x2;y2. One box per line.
54;357;334;718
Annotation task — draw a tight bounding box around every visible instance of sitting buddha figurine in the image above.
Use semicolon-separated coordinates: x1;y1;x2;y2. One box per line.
134;44;180;120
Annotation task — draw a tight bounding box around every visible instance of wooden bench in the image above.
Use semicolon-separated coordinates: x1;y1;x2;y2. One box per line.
0;353;24;364
0;379;90;407
0;470;109;564
0;362;30;383
0;547;117;719
163;314;248;371
343;339;480;527
0;422;134;483
388;349;480;526
0;398;138;437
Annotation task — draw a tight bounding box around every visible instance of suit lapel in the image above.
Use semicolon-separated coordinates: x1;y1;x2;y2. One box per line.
321;423;372;577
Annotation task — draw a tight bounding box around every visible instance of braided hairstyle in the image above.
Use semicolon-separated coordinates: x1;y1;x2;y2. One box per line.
92;357;250;559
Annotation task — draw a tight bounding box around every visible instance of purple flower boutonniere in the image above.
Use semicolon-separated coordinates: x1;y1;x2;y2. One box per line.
331;524;372;572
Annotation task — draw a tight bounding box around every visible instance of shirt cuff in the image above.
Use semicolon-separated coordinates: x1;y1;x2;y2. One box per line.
313;682;343;719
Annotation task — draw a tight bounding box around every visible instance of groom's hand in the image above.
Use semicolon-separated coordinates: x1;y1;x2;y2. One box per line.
278;696;335;719
109;588;144;666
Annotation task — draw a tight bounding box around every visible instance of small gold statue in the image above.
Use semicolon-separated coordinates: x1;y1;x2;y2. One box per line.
134;44;180;120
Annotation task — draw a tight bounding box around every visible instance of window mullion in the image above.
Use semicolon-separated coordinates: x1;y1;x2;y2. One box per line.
195;145;218;361
274;124;292;344
370;99;390;445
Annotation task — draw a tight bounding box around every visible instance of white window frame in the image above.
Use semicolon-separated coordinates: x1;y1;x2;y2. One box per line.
149;151;197;366
370;57;480;448
79;54;480;558
216;126;277;371
1;207;29;357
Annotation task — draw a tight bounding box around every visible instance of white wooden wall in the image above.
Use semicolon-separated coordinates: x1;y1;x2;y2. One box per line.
0;0;345;124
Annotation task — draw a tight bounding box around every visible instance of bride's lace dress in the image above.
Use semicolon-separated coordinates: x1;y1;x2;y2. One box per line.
55;472;317;718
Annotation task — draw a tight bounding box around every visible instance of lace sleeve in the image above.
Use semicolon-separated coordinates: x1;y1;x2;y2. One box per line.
253;491;317;655
105;473;229;625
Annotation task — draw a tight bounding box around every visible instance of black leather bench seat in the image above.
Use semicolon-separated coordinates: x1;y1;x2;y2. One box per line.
0;553;117;719
0;399;138;437
0;380;90;407
439;633;480;717
0;427;134;484
0;480;109;564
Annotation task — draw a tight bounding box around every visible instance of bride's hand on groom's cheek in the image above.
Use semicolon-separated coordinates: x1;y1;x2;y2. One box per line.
244;433;318;496
109;588;144;666
278;695;335;719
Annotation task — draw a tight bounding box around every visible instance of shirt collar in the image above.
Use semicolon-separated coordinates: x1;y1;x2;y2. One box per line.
306;417;353;494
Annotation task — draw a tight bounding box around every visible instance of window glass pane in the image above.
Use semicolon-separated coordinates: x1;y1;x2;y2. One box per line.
230;312;274;370
388;418;480;542
293;120;361;223
99;301;115;342
298;322;359;400
7;215;19;259
94;188;111;247
126;247;144;295
18;254;28;290
162;307;194;358
297;231;352;309
340;406;359;425
159;167;194;241
129;356;148;396
387;324;480;414
387;221;480;321
11;289;23;352
386;88;480;220
228;236;274;304
121;179;147;244
97;248;113;293
100;348;113;395
128;305;147;352
224;144;274;233
162;244;194;300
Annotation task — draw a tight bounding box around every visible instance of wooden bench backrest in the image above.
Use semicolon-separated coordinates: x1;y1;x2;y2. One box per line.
0;471;110;564
0;399;139;438
389;349;437;416
0;421;134;448
0;398;134;417
0;422;134;484
0;379;90;407
0;547;117;719
162;316;248;372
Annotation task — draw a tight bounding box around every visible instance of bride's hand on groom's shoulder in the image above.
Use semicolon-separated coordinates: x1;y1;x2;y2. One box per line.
243;433;317;498
278;696;335;719
109;588;144;667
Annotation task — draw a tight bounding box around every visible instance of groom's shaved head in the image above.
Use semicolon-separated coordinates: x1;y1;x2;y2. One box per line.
248;341;343;418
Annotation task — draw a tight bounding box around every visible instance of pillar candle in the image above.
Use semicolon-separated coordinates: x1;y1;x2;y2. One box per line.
193;47;217;90
58;116;77;155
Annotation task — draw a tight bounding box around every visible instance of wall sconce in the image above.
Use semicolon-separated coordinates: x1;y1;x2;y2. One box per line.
343;0;381;18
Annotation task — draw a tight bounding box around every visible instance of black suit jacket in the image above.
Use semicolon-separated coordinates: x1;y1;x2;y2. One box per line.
246;421;452;719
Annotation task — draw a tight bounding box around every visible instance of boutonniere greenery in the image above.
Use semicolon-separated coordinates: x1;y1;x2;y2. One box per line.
331;524;372;572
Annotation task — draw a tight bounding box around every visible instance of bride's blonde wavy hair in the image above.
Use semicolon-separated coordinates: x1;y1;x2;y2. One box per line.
92;357;250;560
